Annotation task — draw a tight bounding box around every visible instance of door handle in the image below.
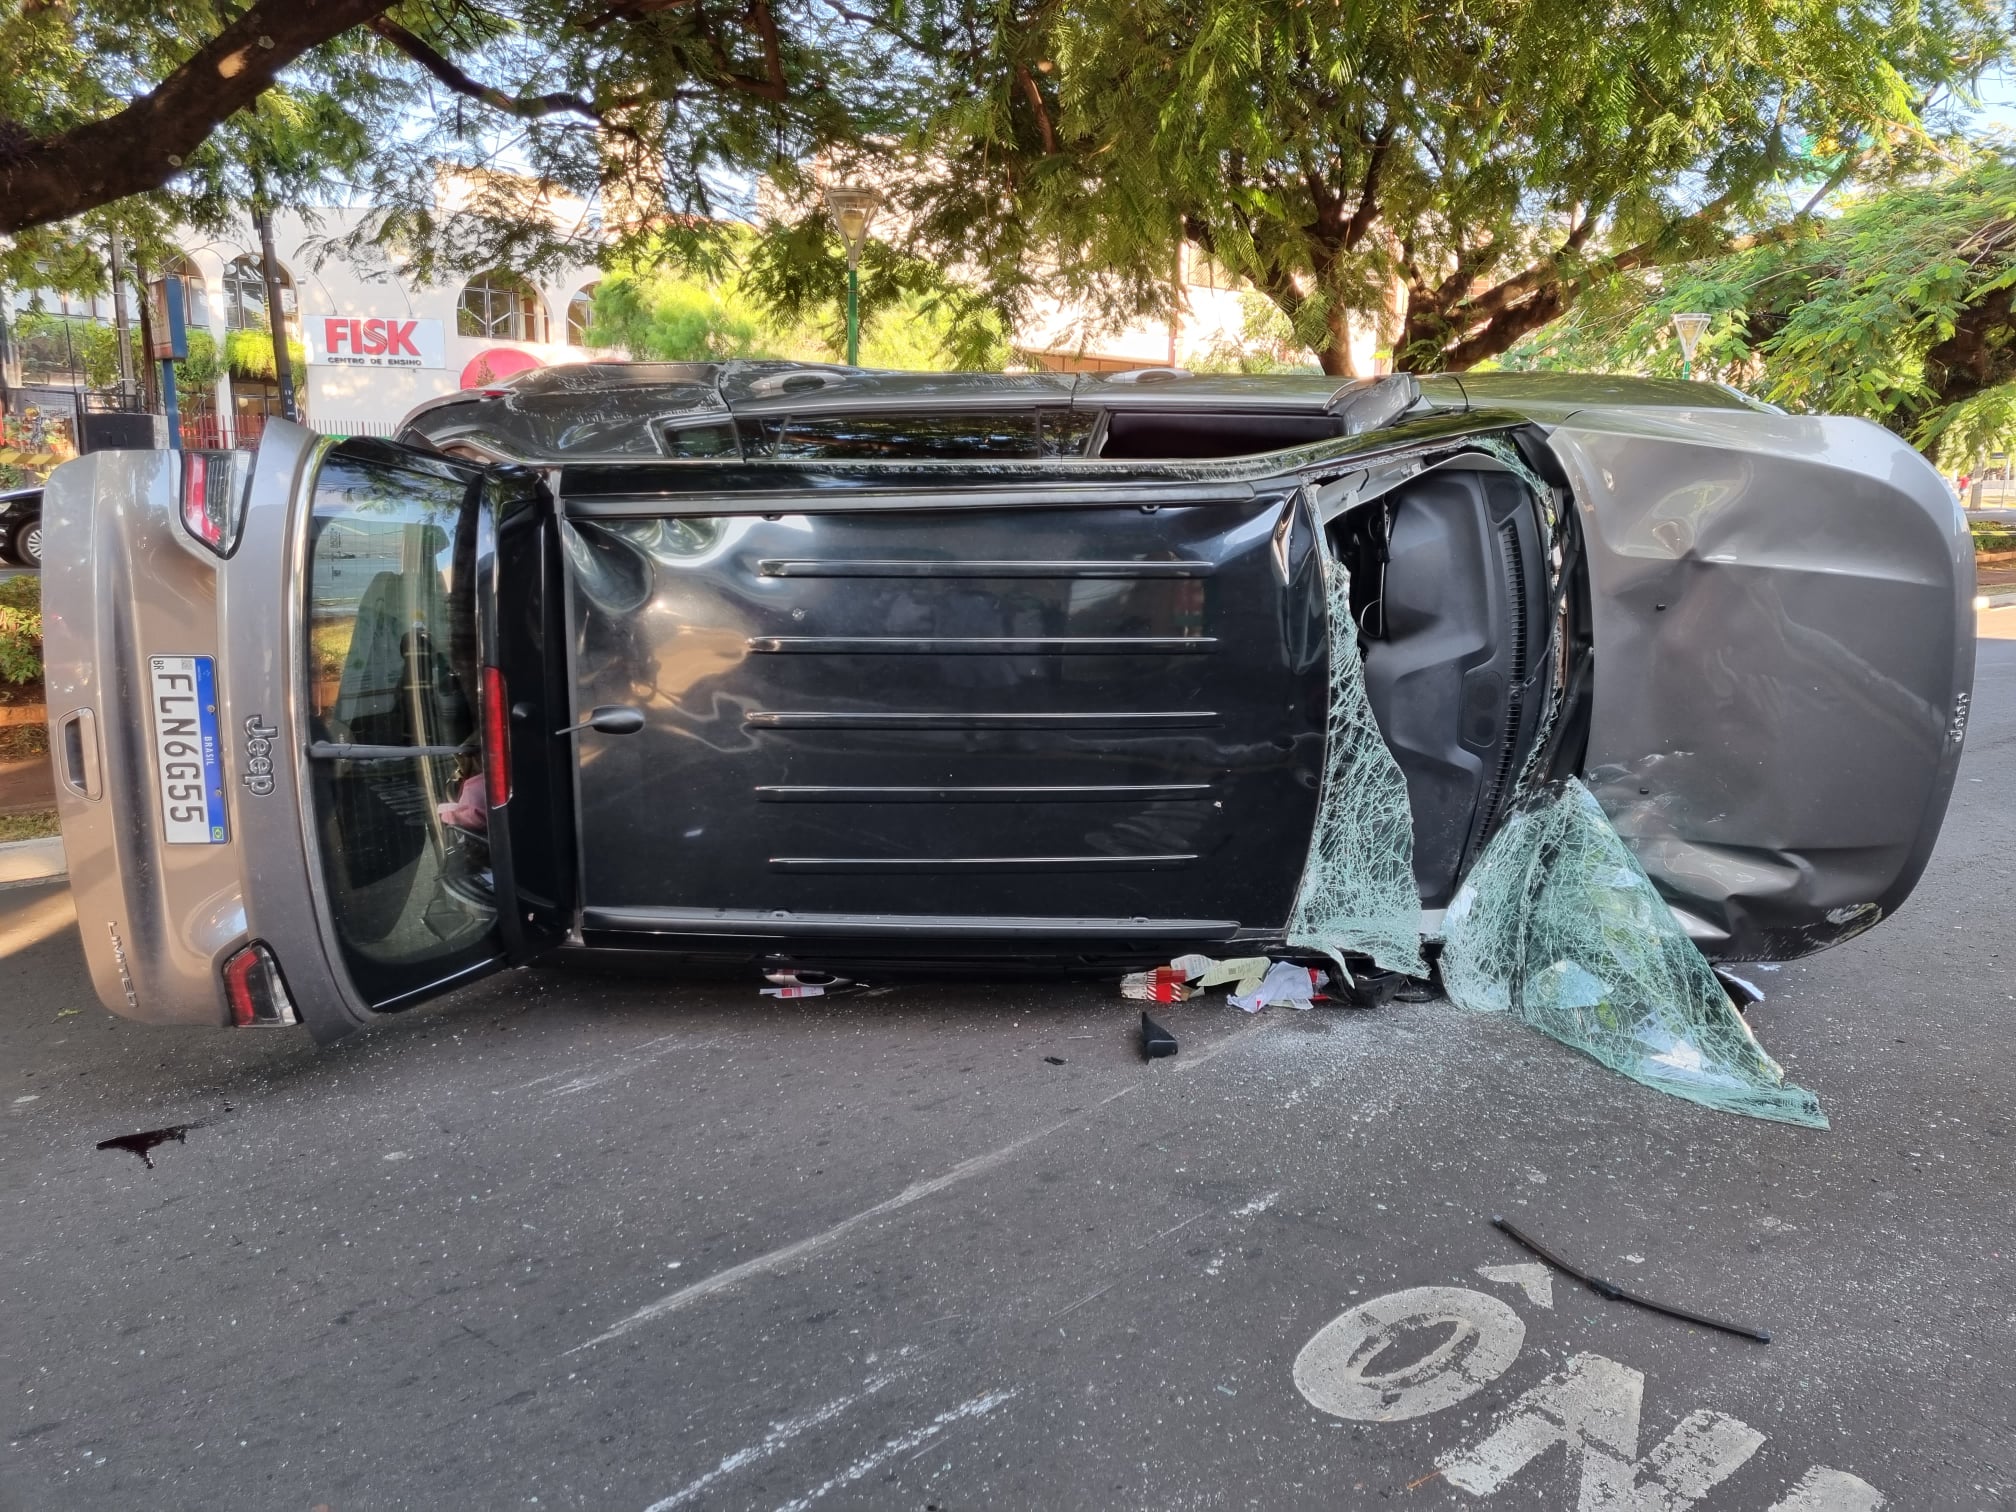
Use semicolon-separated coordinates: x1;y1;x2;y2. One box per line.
57;708;102;799
555;705;646;737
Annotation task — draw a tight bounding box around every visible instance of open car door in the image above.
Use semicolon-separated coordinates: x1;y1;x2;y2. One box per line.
236;431;559;1039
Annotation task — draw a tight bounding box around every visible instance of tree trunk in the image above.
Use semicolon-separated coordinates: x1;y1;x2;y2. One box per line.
1318;299;1362;377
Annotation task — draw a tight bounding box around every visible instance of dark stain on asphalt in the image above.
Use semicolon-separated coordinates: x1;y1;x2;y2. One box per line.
95;1123;195;1168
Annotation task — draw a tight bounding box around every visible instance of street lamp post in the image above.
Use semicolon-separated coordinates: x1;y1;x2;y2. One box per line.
1671;312;1711;382
823;184;883;366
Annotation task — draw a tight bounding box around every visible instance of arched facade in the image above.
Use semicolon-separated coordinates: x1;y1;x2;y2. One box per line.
458;271;547;342
567;283;600;346
221;254;298;336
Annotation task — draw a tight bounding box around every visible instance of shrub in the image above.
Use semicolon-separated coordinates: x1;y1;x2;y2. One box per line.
223;328;308;384
0;575;42;685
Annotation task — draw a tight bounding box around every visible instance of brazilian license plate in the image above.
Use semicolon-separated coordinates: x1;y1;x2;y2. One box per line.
148;654;228;844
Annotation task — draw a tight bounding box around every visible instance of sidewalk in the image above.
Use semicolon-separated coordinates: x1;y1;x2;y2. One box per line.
0;755;56;818
0;834;64;886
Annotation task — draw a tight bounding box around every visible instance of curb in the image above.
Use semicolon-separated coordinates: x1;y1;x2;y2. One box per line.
1980;590;2016;609
0;835;66;887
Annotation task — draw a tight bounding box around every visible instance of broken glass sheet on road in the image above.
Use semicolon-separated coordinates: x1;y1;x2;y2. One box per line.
1440;779;1826;1128
1286;556;1426;980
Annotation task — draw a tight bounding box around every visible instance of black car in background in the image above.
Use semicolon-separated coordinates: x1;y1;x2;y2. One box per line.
0;485;41;567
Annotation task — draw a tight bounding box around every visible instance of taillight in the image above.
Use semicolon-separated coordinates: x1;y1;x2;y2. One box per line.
482;666;511;807
222;943;299;1027
180;449;247;556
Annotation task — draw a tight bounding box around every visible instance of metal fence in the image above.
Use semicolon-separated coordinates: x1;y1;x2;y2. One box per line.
175;414;406;450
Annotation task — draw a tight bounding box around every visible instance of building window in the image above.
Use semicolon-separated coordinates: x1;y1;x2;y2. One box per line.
222;255;296;335
567;283;600;346
161;253;211;332
1185;246;1240;291
458;272;546;342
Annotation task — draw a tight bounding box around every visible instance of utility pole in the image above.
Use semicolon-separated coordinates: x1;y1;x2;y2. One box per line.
108;234;136;402
255;206;299;422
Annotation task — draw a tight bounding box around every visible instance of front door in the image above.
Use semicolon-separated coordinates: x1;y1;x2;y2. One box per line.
558;472;1331;943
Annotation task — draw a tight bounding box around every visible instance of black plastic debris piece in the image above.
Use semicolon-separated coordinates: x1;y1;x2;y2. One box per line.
96;1124;194;1169
1043;1056;1066;1065
1140;1012;1179;1059
1337;967;1413;1008
1492;1214;1771;1344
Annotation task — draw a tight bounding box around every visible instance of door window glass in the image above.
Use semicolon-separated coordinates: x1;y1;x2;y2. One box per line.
305;448;499;1006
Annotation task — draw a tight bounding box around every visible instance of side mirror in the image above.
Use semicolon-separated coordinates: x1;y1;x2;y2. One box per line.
556;705;646;737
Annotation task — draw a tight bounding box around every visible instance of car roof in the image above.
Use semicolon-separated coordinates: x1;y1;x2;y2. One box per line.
396;360;1770;460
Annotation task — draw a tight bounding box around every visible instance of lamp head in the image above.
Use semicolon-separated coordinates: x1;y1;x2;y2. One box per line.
824;185;884;268
1670;312;1712;362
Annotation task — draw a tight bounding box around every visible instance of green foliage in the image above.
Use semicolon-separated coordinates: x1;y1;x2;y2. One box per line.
1188;291;1321;375
174;328;220;393
852;0;2008;374
592;229;1008;370
1504;154;2016;462
0;406;77;488
740;217;1009;369
222;328;307;385
1972;520;2016;553
11;312;218;397
0;575;42;686
587;271;783;362
6;0;2007;386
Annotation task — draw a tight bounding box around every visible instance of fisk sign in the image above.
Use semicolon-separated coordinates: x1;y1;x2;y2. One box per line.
309;316;445;369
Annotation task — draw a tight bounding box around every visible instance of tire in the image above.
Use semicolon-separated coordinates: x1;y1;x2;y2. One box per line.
0;524;13;565
14;519;39;569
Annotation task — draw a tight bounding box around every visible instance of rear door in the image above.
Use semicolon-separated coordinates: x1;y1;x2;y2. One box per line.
555;465;1331;945
292;442;552;1016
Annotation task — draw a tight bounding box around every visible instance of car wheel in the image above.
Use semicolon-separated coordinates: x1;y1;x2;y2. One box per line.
15;520;40;569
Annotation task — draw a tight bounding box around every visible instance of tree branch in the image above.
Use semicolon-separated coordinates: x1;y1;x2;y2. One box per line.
369;17;618;122
0;0;397;235
1342;121;1394;252
1014;64;1058;155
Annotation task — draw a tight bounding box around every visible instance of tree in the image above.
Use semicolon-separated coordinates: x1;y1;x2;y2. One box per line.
585;229;1009;368
857;0;2007;374
1;0;903;288
1503;153;2016;464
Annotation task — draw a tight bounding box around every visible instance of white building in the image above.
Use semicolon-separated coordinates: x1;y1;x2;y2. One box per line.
1014;244;1383;375
6;196;609;446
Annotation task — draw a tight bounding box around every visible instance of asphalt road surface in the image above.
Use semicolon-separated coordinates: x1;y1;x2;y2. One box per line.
4;620;2014;1512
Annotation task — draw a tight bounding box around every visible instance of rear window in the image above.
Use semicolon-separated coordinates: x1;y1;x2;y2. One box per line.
304;450;498;1007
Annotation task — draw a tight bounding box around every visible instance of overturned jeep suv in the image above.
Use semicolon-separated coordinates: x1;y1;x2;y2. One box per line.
40;363;1972;1068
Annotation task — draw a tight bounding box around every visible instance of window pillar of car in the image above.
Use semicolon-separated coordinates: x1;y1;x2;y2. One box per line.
1313;438;1560;906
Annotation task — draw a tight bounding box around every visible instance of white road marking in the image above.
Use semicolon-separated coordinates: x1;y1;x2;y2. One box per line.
1293;1286;1525;1423
1476;1262;1554;1309
1766;1466;1887;1512
573;1018;1272;1351
767;1391;1016;1512
1232;1191;1282;1218
642;1388;876;1512
1437;1352;1763;1507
